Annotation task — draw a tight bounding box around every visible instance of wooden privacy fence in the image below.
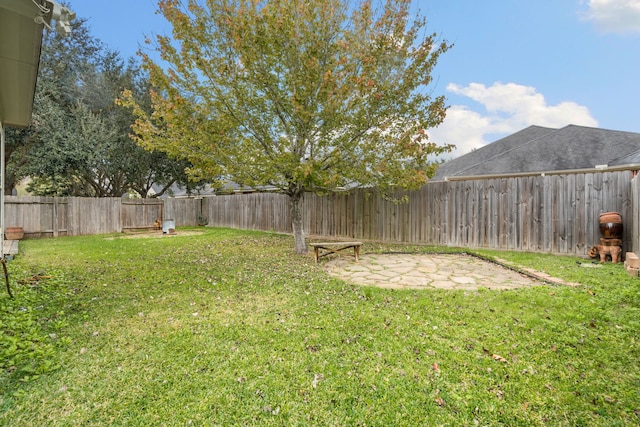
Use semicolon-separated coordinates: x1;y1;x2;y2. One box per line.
3;170;638;255
4;197;121;237
631;174;640;255
5;196;164;237
204;170;637;255
205;192;291;232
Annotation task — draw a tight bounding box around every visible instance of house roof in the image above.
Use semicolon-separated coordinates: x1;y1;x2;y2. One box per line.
0;0;73;128
433;124;640;180
150;181;279;198
0;0;50;128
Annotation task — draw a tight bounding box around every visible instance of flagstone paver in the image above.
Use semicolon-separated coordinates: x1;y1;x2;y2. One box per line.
324;253;549;290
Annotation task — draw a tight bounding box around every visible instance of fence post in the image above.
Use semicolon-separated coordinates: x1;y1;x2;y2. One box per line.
53;198;58;237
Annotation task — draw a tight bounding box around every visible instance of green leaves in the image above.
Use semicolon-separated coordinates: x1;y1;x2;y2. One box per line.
127;0;457;250
138;0;454;195
10;18;199;198
0;270;73;384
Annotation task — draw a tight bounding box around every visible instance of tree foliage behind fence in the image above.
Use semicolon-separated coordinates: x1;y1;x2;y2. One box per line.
4;170;638;255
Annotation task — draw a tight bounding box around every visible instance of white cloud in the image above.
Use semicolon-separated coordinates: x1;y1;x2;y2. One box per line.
429;82;598;158
581;0;640;34
428;106;492;157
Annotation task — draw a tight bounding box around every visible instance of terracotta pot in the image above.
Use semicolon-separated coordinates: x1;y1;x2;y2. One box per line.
5;226;24;240
599;212;623;239
599;212;622;223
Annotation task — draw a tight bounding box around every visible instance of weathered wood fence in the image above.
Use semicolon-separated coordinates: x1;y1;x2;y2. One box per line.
4;197;162;237
3;170;638;255
204;171;637;256
631;174;640;255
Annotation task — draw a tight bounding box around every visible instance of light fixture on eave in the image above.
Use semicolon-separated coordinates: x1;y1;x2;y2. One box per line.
33;1;75;37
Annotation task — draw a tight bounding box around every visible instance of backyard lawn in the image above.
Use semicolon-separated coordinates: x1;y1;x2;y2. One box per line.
1;228;639;425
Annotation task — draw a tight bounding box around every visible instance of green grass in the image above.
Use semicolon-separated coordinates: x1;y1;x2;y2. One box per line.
1;228;639;426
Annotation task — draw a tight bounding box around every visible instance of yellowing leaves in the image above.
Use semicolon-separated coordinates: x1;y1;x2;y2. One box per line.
492;354;508;363
483;347;509;363
130;0;453;216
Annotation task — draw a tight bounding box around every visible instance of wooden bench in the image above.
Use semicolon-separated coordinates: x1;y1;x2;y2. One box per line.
309;241;362;263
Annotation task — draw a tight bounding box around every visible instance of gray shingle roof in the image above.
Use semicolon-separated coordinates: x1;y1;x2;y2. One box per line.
433;125;640;180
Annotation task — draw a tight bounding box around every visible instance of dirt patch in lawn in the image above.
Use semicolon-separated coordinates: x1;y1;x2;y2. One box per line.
106;230;205;239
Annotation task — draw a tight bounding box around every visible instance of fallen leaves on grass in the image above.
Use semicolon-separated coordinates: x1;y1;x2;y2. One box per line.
483;347;508;363
492;354;508;363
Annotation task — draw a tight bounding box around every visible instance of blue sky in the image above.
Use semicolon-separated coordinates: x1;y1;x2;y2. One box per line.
69;0;640;158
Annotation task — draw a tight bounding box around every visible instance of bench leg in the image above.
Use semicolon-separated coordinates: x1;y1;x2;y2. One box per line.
354;246;360;262
314;247;320;263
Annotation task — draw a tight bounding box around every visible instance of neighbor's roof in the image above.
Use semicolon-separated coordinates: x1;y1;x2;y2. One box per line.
433;125;640;180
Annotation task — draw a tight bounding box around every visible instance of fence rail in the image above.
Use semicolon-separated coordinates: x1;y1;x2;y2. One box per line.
3;170;638;255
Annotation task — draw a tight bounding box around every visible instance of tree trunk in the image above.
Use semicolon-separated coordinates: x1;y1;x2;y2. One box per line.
289;191;308;254
3;175;16;196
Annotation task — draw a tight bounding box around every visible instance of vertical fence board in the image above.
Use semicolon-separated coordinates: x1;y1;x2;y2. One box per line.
164;198;201;226
631;174;640;254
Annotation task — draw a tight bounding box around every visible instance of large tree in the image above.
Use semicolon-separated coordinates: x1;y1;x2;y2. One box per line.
2;15;100;195
126;0;453;252
7;17;197;197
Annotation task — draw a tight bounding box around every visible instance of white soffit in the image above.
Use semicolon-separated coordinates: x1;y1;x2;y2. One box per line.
0;0;50;128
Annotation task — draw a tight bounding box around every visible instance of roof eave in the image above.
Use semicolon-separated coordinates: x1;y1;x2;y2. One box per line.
0;0;51;128
433;164;640;182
